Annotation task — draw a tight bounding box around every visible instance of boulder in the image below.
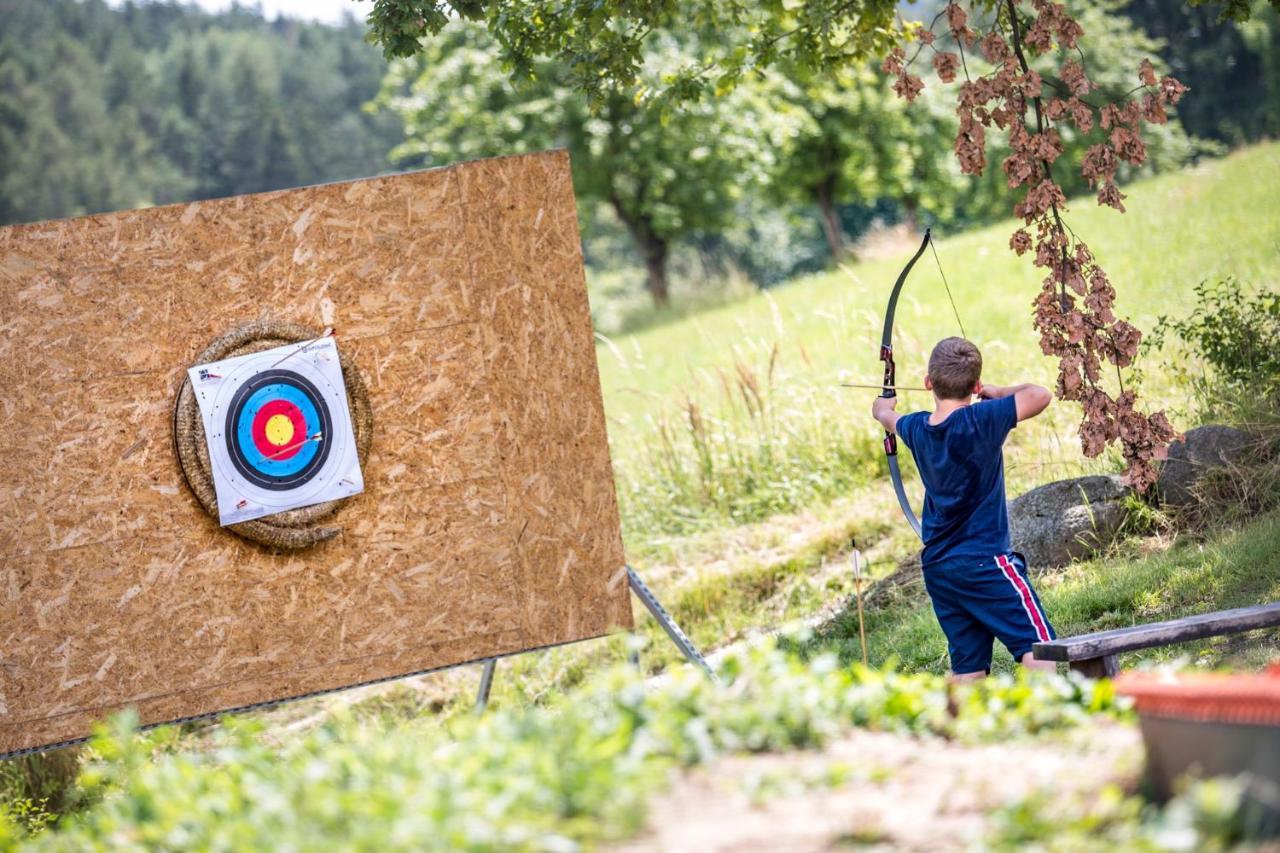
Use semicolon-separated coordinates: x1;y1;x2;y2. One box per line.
864;551;927;610
896;549;922;575
1157;425;1254;508
1008;474;1131;570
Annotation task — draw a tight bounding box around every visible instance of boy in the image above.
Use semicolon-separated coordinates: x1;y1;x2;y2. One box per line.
871;336;1056;680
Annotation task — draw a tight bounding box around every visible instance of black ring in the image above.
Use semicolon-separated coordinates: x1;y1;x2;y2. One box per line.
223;368;333;491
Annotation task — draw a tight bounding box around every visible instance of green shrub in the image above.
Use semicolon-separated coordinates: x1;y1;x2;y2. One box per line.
1145;279;1280;526
0;796;56;843
1147;277;1280;407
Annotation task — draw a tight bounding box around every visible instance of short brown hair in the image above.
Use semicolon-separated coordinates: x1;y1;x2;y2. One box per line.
928;337;982;400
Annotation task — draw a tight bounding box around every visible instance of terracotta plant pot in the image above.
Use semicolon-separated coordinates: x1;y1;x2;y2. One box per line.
1116;664;1280;838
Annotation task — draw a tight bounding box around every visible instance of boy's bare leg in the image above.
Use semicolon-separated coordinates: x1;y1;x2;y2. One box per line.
950;670;987;682
1020;652;1057;672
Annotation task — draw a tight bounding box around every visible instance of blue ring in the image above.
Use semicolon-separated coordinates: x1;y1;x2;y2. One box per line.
235;383;322;477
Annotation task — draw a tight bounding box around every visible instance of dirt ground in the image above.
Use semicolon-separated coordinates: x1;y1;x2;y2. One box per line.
617;722;1142;852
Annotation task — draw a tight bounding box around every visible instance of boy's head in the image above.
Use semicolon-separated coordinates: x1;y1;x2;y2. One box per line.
926;337;982;400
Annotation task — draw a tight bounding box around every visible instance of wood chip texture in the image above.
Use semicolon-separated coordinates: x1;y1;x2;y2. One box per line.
0;150;632;755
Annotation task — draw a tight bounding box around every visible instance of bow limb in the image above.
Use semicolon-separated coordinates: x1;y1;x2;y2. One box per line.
878;228;932;540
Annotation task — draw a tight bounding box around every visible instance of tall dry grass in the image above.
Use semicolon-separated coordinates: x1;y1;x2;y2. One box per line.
616;343;882;539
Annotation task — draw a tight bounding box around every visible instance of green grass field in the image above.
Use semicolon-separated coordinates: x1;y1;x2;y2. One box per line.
600;144;1280;548
479;143;1280;706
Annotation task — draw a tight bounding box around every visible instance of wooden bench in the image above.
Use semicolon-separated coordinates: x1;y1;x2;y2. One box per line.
1032;602;1280;678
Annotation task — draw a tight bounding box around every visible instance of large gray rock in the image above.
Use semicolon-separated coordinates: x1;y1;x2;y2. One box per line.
1009;474;1131;570
1157;425;1254;508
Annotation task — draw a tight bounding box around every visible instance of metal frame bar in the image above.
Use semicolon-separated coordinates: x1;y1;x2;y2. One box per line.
474;658;497;711
473;563;716;710
626;565;717;681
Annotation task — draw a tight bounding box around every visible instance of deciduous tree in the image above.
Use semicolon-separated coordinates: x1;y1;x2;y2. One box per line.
376;26;790;305
767;67;958;260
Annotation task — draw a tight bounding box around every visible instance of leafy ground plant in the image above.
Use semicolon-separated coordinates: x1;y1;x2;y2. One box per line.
6;643;1121;851
989;775;1263;851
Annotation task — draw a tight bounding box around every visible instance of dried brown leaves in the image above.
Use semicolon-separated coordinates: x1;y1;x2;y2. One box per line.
883;0;1189;490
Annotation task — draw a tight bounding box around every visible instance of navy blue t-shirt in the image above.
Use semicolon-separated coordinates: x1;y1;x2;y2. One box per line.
896;395;1017;567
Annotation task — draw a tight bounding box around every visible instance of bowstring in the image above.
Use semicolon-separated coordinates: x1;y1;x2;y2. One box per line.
928;237;968;340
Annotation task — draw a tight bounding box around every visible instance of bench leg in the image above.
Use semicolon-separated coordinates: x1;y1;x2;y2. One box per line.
1069;655;1118;679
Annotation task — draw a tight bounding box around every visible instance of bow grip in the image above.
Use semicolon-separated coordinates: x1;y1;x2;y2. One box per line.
878;344;896;399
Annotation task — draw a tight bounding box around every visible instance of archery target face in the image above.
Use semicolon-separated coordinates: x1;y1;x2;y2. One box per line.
187;336;363;525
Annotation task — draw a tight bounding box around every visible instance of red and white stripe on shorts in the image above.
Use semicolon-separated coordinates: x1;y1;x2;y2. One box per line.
996;553;1051;643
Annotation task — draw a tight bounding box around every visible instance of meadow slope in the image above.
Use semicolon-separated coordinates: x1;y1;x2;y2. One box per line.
598;144;1280;547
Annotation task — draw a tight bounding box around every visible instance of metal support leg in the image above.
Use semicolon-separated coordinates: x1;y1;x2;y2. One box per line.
627;565;717;681
472;567;713;711
475;658;496;712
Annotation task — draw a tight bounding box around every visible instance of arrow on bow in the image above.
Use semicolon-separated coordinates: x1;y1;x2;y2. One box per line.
877;228;967;540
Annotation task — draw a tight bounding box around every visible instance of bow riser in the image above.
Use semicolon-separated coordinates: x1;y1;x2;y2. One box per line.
879;345;896;398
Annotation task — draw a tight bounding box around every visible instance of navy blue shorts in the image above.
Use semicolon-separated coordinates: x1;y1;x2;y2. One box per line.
921;552;1056;674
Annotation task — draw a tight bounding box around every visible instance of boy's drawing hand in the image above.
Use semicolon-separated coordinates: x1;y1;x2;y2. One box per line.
872;395;900;433
978;382;1052;421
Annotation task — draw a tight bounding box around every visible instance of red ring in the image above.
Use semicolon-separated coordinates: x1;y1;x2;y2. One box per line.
251;399;308;460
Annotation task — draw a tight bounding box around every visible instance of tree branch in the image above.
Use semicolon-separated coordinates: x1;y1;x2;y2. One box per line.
1004;0;1071;311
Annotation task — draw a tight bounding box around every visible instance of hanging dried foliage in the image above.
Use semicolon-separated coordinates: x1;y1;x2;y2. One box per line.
882;0;1187;490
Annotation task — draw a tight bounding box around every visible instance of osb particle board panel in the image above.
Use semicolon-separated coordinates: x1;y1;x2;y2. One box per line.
0;150;632;756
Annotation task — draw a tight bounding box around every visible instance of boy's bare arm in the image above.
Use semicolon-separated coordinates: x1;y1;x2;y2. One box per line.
872;395;901;433
978;382;1052;422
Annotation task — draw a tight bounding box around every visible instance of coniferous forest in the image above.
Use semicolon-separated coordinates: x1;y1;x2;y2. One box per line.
0;0;404;226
